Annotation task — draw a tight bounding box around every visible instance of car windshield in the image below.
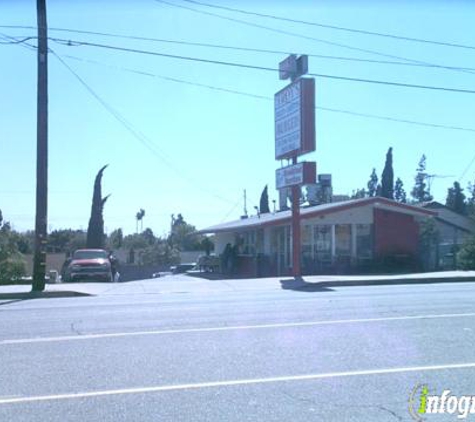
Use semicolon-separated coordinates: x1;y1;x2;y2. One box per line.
73;250;107;260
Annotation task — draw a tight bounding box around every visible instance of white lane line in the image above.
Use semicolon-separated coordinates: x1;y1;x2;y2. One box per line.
1;362;475;405
2;312;475;345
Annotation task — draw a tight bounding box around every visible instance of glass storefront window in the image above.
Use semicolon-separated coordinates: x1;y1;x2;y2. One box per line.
356;224;372;259
314;225;331;262
335;224;351;256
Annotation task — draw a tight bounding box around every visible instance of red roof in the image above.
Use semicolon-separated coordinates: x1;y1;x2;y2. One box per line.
199;197;436;234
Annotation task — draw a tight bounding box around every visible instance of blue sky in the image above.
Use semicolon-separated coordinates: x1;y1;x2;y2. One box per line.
1;0;475;235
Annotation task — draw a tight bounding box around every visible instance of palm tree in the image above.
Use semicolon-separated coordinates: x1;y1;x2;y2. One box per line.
136;208;145;233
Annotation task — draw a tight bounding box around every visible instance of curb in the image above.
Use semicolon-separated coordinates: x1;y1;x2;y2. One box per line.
0;291;93;300
312;277;475;288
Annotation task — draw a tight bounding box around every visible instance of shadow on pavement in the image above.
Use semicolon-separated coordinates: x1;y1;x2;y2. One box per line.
280;277;334;292
0;291;92;305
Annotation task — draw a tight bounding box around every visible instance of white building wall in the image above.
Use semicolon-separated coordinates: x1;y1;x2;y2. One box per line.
302;205;374;226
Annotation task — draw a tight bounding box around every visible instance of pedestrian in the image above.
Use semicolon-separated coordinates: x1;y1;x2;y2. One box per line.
108;251;120;282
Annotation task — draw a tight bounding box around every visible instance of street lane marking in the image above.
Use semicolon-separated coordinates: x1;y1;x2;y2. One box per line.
1;362;475;405
2;311;475;345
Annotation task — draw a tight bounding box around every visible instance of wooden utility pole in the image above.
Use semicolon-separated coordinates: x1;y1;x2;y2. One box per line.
32;0;48;292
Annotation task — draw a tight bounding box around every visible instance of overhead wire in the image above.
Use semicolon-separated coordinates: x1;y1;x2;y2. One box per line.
51;51;235;205
62;53;475;134
3;25;475;72
9;33;472;135
4;33;475;184
181;0;475;51
154;0;475;76
48;37;475;94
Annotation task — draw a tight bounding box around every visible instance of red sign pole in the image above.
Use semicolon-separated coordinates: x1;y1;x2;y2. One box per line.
291;157;301;278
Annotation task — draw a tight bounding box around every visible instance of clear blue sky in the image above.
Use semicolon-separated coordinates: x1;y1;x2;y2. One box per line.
1;0;475;236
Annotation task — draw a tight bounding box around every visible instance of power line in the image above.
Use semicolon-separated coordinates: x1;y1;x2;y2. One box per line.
49;37;475;94
459;153;475;182
63;53;475;134
61;52;475;184
155;0;475;77
52;52;235;205
0;32;37;51
3;26;475;73
6;35;475;132
0;35;35;44
181;0;475;51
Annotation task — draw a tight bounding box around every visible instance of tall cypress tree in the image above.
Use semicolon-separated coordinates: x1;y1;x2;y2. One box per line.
86;165;110;249
259;185;270;214
381;147;394;199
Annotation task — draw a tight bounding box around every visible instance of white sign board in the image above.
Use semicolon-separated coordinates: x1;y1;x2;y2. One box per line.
274;78;315;160
275;82;301;159
276;162;316;190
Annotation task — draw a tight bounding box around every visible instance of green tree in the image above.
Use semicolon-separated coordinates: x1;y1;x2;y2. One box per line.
381;147;394;199
12;230;34;254
142;228;156;246
86;165;110;249
136;209;145;233
467;181;475;216
0;211;26;284
259;185;270;214
394;178;407;203
169;214;206;251
108;228;124;249
123;233;149;250
351;188;366;199
457;235;475;270
367;169;378;197
140;240;180;266
446;181;467;215
411;154;433;203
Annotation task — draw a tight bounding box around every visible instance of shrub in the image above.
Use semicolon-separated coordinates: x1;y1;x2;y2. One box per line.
457;236;475;270
0;253;26;285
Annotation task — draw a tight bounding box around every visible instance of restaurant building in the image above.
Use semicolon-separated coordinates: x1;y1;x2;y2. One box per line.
199;197;436;277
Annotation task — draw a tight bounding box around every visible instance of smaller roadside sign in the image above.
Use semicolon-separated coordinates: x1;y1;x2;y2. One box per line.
276;161;316;190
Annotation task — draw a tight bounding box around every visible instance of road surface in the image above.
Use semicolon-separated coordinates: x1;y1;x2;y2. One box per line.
1;276;474;421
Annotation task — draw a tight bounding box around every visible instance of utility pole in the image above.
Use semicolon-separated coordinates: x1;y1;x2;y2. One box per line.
32;0;48;292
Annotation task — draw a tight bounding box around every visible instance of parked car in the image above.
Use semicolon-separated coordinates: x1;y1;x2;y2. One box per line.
170;263;196;274
62;249;113;282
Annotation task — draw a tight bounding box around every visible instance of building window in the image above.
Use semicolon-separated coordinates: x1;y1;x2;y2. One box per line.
237;231;256;255
314;225;331;262
356;224;373;259
335;224;351;257
302;225;312;259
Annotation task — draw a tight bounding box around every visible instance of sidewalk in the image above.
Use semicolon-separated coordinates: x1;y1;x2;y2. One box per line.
1;271;475;299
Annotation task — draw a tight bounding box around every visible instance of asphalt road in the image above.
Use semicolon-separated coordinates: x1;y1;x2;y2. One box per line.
1;278;475;421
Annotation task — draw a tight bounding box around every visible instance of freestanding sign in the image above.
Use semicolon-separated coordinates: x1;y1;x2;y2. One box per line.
274;55;316;278
276;162;316;190
274;78;315;160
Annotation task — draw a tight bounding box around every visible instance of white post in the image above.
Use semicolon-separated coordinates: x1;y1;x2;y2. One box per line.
331;224;336;261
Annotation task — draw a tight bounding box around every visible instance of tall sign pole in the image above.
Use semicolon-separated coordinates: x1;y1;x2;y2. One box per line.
274;55;316;278
290;158;301;276
32;0;48;292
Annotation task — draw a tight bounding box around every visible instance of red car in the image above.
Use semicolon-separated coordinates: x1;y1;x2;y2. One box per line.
63;249;113;282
